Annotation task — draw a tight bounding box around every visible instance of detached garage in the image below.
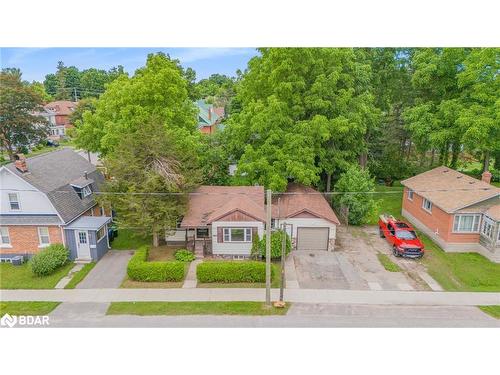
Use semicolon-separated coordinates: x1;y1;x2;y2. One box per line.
272;184;340;251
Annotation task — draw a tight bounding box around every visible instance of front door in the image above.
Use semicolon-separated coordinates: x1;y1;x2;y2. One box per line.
76;230;91;259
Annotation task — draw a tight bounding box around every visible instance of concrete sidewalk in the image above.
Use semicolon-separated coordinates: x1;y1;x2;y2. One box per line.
2;288;499;306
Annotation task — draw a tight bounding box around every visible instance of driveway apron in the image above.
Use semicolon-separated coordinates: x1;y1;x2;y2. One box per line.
76;250;133;289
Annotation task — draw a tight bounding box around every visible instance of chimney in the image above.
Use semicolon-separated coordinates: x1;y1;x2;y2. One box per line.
14;154;28;173
84;171;88;180
481;170;492;184
208;107;212;121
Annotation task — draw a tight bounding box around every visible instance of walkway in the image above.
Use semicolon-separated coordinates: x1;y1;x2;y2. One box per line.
182;259;202;288
76;250;133;289
2;288;499;306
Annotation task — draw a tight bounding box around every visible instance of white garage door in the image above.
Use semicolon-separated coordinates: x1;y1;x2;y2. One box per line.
297;227;329;251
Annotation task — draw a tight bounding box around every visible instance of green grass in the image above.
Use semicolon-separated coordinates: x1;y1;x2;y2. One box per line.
0;262;74;289
0;301;60;316
366;185;404;225
107;301;290;316
416;231;500;292
64;262;96;289
111;228;151;250
478;306;500;319
377;253;402;272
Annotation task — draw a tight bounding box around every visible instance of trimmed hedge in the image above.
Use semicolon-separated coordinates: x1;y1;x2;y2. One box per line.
30;244;69;277
127;246;185;282
197;261;275;283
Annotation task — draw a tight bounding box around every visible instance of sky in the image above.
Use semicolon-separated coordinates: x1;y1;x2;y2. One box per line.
0;48;259;82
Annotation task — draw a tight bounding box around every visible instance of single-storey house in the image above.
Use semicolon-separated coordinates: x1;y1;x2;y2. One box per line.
166;186;266;257
272;184;340;251
166;183;340;256
0;149;112;262
401;166;500;262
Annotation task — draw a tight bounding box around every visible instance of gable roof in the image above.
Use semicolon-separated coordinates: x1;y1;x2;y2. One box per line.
272;183;340;225
195;99;221;128
5;148;104;223
401;166;499;213
44;101;77;116
180;186;265;227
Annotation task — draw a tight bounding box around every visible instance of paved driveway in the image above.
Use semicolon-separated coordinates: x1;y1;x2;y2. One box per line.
77;250;133;289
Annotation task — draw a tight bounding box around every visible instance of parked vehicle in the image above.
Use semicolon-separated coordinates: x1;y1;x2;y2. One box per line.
378;214;424;258
108;225;118;242
46;139;60;147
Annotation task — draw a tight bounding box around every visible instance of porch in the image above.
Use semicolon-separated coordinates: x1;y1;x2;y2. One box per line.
165;227;212;258
64;216;112;261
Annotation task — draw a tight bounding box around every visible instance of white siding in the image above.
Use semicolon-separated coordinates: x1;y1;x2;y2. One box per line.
165;228;194;242
0;168;58;215
275;217;336;251
211;221;264;255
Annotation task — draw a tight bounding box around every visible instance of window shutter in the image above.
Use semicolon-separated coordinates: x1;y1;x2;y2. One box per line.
217;227;223;243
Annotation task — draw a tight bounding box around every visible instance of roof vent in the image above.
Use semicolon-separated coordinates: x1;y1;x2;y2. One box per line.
443;170;449;173
469;181;475;184
457;176;462;179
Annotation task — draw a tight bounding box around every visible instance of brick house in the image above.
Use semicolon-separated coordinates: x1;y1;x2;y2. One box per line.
165;183;339;257
401;166;500;262
0;149;112;262
43;101;77;139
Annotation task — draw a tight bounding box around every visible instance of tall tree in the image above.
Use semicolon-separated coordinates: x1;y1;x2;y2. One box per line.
0;71;49;160
457;48;500;172
29;81;53;102
224;48;378;191
98;120;200;246
75;53;198;156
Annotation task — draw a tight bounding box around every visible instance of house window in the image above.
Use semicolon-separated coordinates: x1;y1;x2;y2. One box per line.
407;189;414;201
38;227;50;246
0;227;11;246
453;214;481;233
8;193;20;210
223;228;252;242
481;217;494;239
196;228;209;238
96;227;106;242
422;198;432;213
82;185;92;198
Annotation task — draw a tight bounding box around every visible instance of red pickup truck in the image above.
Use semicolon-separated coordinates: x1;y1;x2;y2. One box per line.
378;214;424;258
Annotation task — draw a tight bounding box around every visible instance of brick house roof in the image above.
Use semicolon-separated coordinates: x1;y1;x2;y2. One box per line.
401;166;499;213
180;186;265;227
272;183;340;225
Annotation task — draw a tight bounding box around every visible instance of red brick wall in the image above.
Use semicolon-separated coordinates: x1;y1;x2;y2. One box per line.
402;187;479;244
0;225;63;255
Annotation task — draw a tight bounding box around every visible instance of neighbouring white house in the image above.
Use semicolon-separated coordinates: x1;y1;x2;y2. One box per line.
272;184;340;251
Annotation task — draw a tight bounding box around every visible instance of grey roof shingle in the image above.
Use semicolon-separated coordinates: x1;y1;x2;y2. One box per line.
0;214;63;225
5;148;105;223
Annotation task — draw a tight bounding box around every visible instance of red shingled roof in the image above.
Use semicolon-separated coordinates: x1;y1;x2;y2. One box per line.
180;186;265;227
44;101;77;116
272;183;340;225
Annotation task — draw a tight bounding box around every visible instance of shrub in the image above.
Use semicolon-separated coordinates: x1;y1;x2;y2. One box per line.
258;230;291;259
127;246;185;282
30;244;69;276
250;233;261;260
197;261;275;283
334;165;377;225
174;249;195;262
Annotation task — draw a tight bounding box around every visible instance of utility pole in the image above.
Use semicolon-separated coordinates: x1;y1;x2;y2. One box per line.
265;188;272;306
280;223;286;303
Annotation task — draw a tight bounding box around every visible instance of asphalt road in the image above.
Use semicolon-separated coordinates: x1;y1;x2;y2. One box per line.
39;302;500;328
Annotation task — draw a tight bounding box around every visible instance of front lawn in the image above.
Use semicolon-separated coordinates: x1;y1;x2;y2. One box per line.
111;228;151;250
377;253;402;272
366;185;403;225
106;301;290;316
417;232;500;292
478;306;500;319
0;301;60;316
64;263;96;289
0;262;74;289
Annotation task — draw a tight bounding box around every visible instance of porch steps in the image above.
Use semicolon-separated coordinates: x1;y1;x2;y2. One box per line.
74;258;92;264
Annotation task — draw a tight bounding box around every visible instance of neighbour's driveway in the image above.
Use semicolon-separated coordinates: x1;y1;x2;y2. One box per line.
77;250;133;289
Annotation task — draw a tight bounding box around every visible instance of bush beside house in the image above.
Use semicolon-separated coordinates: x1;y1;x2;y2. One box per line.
197;261;275;283
30;244;69;276
127;246;186;282
258;230;291;259
174;249;196;262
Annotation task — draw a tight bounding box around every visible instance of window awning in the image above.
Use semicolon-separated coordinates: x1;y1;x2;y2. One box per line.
65;216;111;230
